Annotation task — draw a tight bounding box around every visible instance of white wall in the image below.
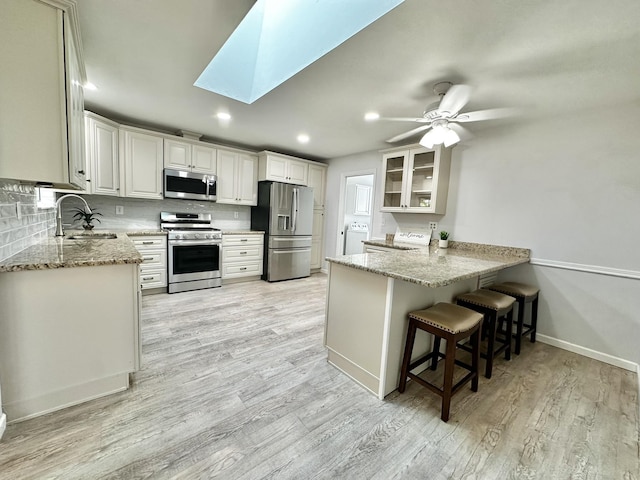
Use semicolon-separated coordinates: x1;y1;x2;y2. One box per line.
326;102;640;366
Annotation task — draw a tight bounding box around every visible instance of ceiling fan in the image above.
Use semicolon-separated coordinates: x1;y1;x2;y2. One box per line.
380;82;515;148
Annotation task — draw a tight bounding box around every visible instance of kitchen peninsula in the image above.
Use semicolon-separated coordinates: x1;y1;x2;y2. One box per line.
324;241;530;399
0;233;142;422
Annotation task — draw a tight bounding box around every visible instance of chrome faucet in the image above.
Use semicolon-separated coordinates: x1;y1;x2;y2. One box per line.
55;194;92;236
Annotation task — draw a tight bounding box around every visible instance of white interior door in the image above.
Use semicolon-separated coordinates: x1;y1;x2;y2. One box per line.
335;171;375;255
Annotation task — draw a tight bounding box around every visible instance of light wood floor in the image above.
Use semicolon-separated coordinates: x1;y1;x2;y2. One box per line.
1;273;638;479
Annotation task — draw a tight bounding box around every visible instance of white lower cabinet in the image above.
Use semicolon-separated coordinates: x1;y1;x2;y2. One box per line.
130;235;167;291
222;234;264;283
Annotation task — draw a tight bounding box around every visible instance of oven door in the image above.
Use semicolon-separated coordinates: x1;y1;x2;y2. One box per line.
168;240;221;282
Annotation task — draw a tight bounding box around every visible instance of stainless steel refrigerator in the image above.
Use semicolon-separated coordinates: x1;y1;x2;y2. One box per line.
251;181;314;282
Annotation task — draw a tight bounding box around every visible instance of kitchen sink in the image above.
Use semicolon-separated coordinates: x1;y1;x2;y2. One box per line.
67;233;118;240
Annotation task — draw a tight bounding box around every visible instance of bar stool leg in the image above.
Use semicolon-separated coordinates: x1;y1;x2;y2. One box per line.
485;312;497;379
505;309;513;361
431;336;441;370
441;338;457;422
530;296;539;343
399;320;417;393
514;297;525;355
471;328;480;391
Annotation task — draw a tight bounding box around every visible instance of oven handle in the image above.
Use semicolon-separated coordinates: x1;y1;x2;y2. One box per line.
168;240;221;246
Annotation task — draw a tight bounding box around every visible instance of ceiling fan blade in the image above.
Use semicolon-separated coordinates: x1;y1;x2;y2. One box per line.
438;84;472;117
452;108;518;123
386;124;432;143
379;117;431;123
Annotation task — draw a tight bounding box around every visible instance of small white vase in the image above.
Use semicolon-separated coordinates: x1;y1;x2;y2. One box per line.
439;239;449;249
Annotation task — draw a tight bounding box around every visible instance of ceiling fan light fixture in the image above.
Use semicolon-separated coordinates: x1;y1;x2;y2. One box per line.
419;123;460;149
443;128;460;147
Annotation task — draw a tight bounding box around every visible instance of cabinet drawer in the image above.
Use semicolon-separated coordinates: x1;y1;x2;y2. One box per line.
139;269;167;289
138;249;166;268
131;236;166;249
222;235;263;247
222;261;262;278
222;245;262;263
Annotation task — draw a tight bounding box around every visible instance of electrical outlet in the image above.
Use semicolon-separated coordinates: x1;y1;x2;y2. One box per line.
115;205;124;215
234;211;239;219
429;222;438;230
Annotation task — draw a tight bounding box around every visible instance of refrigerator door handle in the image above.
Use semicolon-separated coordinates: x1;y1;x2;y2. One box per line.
292;188;298;232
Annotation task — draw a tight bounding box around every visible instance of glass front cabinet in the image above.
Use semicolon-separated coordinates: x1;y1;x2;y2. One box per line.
381;144;452;214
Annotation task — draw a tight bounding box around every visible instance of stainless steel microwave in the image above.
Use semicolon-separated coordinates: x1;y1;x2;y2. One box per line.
163;168;217;201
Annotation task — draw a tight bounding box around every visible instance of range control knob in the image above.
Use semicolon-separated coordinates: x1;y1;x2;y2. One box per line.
174;234;182;240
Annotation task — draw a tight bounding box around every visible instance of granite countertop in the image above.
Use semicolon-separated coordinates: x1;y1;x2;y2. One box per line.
326;241;530;288
0;232;143;273
222;230;264;235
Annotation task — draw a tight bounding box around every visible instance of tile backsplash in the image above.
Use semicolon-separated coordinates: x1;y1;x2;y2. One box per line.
0;181;55;261
59;194;251;232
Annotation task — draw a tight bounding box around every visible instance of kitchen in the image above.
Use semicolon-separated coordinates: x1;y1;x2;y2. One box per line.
1;0;639;478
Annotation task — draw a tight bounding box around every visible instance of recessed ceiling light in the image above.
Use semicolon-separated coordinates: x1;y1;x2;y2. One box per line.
297;134;310;144
216;112;231;120
364;112;380;121
83;82;98;91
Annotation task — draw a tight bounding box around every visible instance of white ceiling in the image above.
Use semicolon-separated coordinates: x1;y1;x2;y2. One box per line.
77;0;640;161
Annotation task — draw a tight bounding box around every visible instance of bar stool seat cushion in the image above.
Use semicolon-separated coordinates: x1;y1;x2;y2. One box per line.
408;303;483;334
487;281;539;299
457;289;515;311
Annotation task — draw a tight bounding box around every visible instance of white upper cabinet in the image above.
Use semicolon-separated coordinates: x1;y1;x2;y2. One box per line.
120;127;164;199
381;144;452;214
0;0;85;189
85;112;120;196
258;151;309;185
163;138;217;175
191;144;217;174
216;149;258;206
307;163;327;209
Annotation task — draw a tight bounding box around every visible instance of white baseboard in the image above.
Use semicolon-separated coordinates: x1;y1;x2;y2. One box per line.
537;334;638;372
0;412;6;440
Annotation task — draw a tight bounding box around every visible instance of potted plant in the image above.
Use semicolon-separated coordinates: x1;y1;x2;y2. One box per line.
71;206;102;230
439;230;450;248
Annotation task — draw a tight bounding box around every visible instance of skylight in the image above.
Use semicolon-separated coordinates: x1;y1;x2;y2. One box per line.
194;0;405;104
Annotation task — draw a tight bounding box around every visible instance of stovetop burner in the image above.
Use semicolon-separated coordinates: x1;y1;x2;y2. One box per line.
160;212;221;240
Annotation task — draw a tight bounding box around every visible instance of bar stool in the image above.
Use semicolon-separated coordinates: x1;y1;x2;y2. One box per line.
487;282;539;355
456;289;515;379
399;302;483;422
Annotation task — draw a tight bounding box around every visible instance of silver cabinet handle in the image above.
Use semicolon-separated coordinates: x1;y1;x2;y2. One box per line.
142;276;154;281
240;251;247;255
240;267;247;271
240;239;248;242
142;241;154;245
143;256;153;261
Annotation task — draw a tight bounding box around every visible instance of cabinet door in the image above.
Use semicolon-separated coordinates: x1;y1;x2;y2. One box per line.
381;151;408;211
307;164;327;208
264;155;288;182
236;153;258;205
216;149;238;204
0;1;72;187
288;160;309;185
191;144;217;174
64;17;86;190
122;129;163;199
88;117;120;196
311;209;324;269
405;149;436;211
163;139;191;170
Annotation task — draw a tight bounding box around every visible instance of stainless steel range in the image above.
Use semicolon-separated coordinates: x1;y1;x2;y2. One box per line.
161;212;222;293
